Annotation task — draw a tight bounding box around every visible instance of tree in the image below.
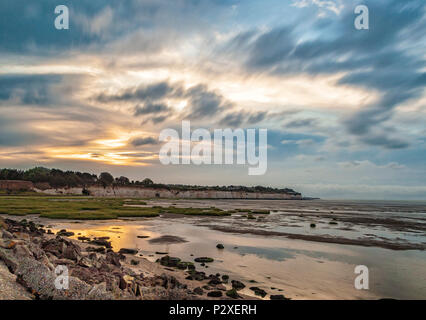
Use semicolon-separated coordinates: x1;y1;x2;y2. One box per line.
116;176;130;185
99;172;114;187
142;178;154;186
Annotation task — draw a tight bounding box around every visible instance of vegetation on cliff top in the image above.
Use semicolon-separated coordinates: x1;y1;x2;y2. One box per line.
0;167;300;195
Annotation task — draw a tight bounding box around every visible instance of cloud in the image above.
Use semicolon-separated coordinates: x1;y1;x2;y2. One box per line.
130;136;158;146
183;84;231;120
285;118;317;128
97;81;183;103
134;102;170;116
0;74;62;105
227;0;425;149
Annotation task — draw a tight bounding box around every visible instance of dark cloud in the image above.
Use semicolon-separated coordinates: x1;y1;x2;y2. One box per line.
247;111;268;124
183;84;230;119
220;112;246;127
285;118;317;128
130;136;158;147
97;81;183;103
360;133;409;149
134;102;170;116
229;0;425;149
0;74;62;105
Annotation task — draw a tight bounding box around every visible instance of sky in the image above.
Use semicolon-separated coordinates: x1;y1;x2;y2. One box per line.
0;0;425;200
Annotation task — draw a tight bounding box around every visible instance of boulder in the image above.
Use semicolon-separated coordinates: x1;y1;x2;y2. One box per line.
118;248;138;255
194;257;214;263
207;290;222;297
231;280;245;291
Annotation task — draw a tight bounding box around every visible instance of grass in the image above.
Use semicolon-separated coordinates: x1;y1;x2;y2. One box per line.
0;197;240;220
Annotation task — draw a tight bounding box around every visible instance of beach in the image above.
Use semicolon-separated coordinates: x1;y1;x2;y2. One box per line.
2;198;424;300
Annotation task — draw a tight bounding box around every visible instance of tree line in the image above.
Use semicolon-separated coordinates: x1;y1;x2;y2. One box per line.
0;167;300;195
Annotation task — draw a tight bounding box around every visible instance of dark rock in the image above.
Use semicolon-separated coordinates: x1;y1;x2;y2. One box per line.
57;229;75;237
249;286;267;298
131;259;139;266
137;235;149;239
226;288;240;299
194;257;214;263
86;246;106;253
118;248;138;255
88;239;112;248
193;287;204;295
207;290;222;297
310;223;316;228
231;280;245;291
208;277;222;286
216;244;224;249
106;251;121;267
270;294;290;300
159;255;181;267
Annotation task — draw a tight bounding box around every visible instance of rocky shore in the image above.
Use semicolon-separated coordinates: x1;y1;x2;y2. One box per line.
0;217;285;300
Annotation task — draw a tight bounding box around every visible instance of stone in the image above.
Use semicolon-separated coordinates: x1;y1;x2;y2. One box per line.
249;286;267;298
216;243;224;249
118;248;138;255
56;229;75;237
270;294;290;300
193;287;204;295
226;288;240;299
207;290;222;297
231;280;245;291
194;257;214;263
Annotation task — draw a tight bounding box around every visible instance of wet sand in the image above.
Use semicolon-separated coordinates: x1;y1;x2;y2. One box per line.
23;199;426;299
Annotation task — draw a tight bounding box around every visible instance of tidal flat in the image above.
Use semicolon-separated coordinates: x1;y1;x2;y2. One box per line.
1;197;425;300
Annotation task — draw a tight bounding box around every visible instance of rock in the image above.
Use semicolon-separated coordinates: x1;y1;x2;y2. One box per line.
231;280;245;291
194;257;214;263
77;257;93;268
270;294;290;300
226;288;240;299
56;229;75;237
221;274;229;283
118;248;138;255
159;256;181;267
2;230;13;239
0;239;16;249
310;223;316;228
216;244;224;249
249;286;267;298
193;287;204;295
130;259;139;266
86;246;105;253
88;239;112;248
137;235;149;239
0;248;19;273
77;236;91;241
208;277;222;286
207;290;222;297
53;258;75;265
216;284;227;291
63;243;81;261
105;251;121;267
155;251;168;255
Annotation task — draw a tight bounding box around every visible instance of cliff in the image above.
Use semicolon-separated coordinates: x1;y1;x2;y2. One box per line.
38;185;302;199
0;180;302;199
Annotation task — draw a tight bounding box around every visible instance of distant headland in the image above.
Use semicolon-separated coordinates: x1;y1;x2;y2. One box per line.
0;167;302;200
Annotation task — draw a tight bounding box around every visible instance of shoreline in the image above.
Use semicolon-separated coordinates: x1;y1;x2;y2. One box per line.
0;217;264;300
